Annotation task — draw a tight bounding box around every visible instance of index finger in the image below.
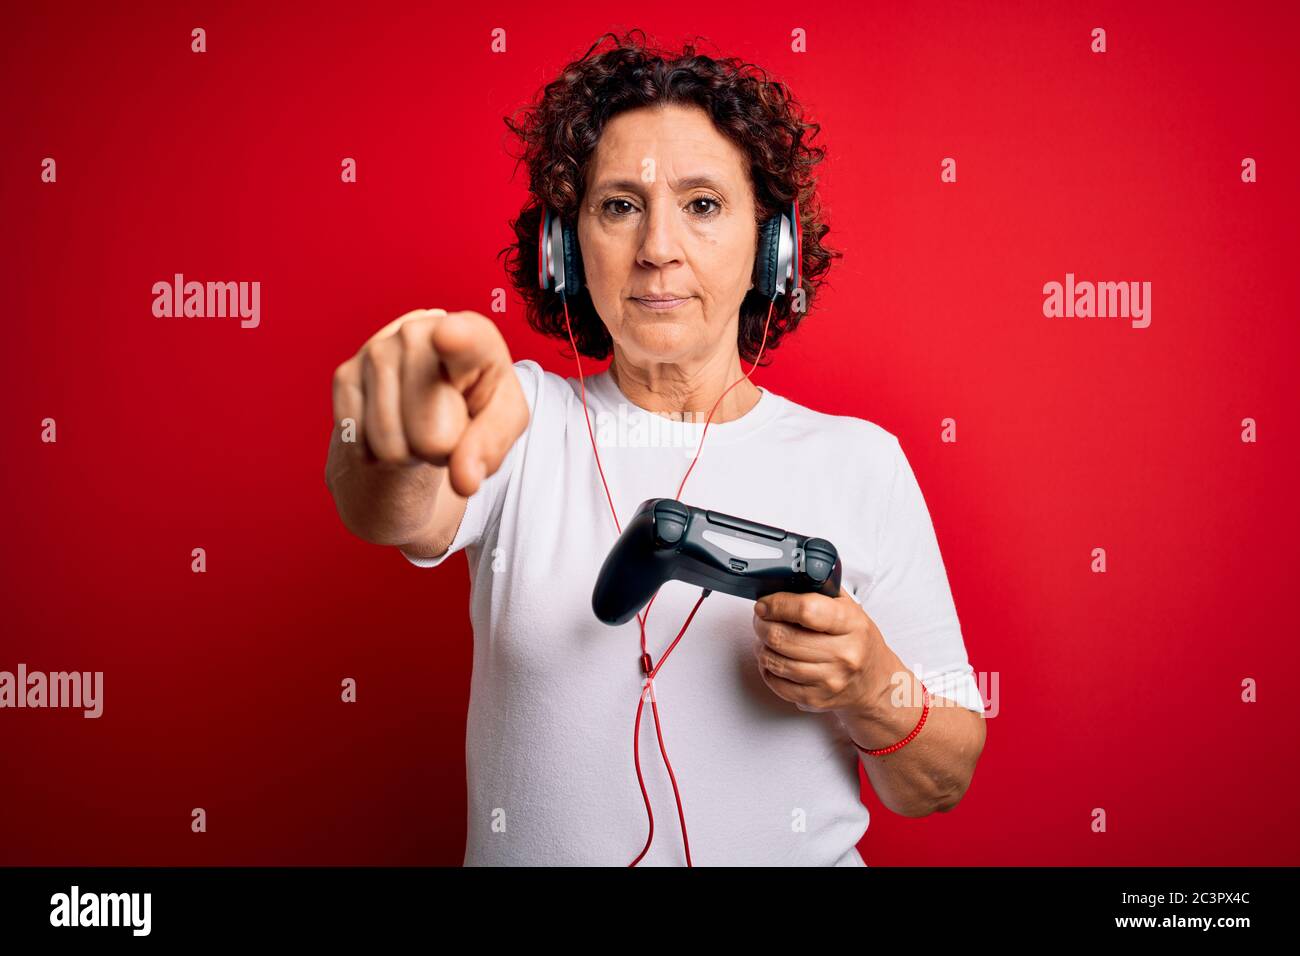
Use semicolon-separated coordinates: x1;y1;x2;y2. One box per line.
427;311;507;391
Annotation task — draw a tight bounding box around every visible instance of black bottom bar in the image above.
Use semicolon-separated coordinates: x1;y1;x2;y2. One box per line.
0;866;1287;941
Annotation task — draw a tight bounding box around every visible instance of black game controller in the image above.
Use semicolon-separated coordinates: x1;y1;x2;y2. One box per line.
592;498;843;626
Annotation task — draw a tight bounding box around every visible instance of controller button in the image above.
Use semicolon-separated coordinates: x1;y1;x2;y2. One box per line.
654;499;691;522
655;521;685;547
652;500;689;547
805;556;833;584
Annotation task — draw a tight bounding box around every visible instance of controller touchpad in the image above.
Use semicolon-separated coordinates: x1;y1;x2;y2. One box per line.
702;530;784;560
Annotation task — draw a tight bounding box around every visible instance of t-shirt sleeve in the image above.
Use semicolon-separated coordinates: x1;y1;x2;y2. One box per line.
399;358;543;569
860;435;985;715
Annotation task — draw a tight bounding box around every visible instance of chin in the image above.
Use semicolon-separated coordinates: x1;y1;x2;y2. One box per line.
622;327;695;361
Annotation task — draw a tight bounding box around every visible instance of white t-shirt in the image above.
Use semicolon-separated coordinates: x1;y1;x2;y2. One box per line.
403;358;985;866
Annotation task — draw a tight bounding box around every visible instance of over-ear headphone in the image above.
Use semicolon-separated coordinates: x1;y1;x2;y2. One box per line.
538;200;802;302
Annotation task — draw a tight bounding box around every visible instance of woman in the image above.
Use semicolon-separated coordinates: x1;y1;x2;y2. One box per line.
326;31;986;866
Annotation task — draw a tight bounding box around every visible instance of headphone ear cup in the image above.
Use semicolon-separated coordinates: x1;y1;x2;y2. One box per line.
539;207;583;297
539;206;564;292
789;200;801;296
754;213;781;300
538;207;551;290
754;201;800;301
561;218;584;296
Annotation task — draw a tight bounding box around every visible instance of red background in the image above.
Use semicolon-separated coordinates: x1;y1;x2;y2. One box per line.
2;1;1297;865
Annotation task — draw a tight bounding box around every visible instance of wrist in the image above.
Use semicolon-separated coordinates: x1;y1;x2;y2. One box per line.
837;666;929;753
849;644;912;723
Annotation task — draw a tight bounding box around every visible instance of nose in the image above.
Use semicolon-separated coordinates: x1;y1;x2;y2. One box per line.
635;196;685;272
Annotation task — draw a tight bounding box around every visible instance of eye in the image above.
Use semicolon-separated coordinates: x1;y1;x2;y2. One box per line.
602;198;636;217
689;197;722;217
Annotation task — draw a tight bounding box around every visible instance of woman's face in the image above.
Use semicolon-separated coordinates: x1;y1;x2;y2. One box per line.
578;103;758;367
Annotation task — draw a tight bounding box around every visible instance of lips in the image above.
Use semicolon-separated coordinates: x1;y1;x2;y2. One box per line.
633;296;692;311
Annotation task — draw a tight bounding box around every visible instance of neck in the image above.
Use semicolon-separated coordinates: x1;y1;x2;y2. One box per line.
607;350;762;425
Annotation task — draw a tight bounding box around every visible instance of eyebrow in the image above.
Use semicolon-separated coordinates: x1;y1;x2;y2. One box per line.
590;174;730;195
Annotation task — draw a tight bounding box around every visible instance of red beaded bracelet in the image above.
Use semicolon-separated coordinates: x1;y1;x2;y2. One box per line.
852;682;932;756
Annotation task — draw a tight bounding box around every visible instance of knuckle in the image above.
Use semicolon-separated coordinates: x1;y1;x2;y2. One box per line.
398;316;432;350
362;335;400;369
332;359;356;388
359;346;379;376
797;596;815;624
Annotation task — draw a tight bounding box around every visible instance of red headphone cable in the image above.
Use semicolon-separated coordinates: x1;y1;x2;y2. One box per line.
561;295;776;867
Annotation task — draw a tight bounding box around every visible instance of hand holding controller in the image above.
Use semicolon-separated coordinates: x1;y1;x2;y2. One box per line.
592;498;843;626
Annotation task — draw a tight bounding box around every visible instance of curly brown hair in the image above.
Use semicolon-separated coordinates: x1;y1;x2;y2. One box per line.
498;29;840;366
